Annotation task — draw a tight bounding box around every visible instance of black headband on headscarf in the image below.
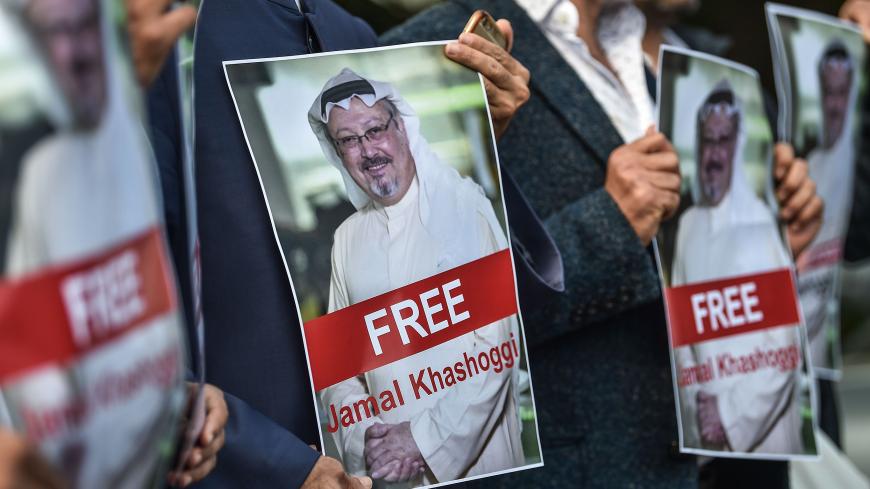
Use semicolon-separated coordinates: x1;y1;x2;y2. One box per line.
320;79;376;118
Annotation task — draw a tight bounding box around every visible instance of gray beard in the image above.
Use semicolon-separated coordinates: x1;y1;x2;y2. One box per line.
370;175;399;200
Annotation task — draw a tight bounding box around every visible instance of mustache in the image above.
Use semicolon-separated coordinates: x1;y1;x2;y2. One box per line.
704;160;725;173
362;156;392;171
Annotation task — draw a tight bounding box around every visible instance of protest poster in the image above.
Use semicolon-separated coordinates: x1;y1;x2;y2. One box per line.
0;0;187;486
655;46;818;459
224;42;542;487
171;0;208;471
767;3;867;381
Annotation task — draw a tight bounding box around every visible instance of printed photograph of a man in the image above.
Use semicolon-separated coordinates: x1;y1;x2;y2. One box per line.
224;44;541;489
672;81;792;285
5;0;161;276
802;41;858;369
769;5;867;377
656;49;817;458
312;68;523;487
673;81;802;455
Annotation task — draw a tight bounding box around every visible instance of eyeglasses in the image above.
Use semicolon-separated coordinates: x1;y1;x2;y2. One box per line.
333;114;395;153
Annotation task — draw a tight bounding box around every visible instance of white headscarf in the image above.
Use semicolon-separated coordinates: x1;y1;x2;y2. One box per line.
672;80;791;285
691;79;778;235
308;68;508;268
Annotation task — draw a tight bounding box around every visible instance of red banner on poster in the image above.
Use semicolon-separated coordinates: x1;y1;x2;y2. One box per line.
796;237;842;272
304;249;518;391
665;268;801;348
0;227;176;380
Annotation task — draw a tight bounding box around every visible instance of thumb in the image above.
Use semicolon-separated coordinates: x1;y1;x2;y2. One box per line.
496;18;514;52
773;142;793;181
645;124;656;136
365;423;390;440
355;476;374;489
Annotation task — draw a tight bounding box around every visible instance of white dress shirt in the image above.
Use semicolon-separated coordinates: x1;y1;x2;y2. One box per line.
516;0;654;142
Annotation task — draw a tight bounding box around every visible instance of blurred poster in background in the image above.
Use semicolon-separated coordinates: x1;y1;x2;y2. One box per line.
0;0;187;486
169;0;206;473
655;46;818;460
767;3;868;381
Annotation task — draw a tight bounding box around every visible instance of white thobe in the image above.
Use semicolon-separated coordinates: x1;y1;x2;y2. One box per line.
800;138;855;370
324;177;523;485
5;92;160;275
516;0;654;143
672;188;803;454
2;77;183;488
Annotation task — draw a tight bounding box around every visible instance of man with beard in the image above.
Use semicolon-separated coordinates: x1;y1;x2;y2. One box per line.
310;69;524;486
0;0;226;487
799;41;858;376
671;82;804;456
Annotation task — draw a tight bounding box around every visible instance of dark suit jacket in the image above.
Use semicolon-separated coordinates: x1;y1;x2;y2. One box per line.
383;2;697;488
148;1;377;487
845;79;870;262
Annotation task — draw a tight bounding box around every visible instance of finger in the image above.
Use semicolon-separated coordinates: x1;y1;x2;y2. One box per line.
200;429;225;462
364;423;390;441
496;19;515;53
446;41;515;89
658;188;681;220
841;1;870;42
395;457;416;482
183;447;203;470
200;389;228;446
382;461;406;483
352;476;373;489
644;170;681;193
370;459;400;480
364;436;384;454
791;195;824;232
631;130;670;154
180;456;216;487
127;0;174;20
155;5;197;49
776;158;808;202
457;30;524;78
773;142;794;181
640;150;680;172
780;178;815;222
365;443;390;468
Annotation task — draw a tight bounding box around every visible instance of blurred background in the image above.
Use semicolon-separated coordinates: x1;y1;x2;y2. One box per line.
333;0;870;475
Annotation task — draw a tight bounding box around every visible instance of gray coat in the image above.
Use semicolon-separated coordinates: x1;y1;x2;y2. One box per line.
382;1;697;487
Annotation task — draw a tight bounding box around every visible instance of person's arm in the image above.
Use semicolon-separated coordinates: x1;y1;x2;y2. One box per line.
196;391;319;488
126;0;196;88
530;130;681;345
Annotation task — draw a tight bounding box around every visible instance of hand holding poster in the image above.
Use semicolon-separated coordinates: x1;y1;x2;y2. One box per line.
767;3;868;380
0;0;187;486
224;42;542;487
655;46;818;459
